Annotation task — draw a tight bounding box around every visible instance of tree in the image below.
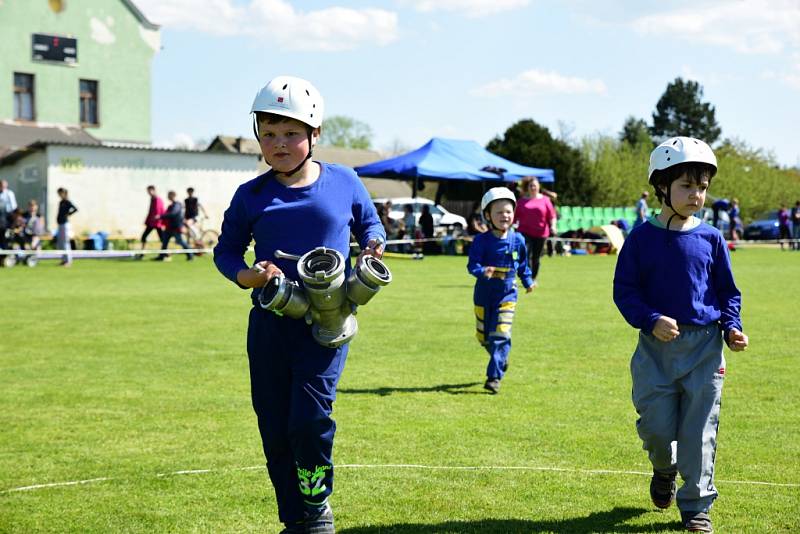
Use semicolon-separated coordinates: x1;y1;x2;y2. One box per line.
487;119;591;205
651;78;721;144
319;115;373;150
619;116;652;148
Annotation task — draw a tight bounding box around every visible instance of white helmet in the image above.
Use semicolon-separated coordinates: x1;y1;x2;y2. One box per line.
481;187;516;213
250;75;324;129
648;136;717;179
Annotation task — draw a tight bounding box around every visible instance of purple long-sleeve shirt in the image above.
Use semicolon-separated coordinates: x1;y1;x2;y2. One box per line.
613;219;742;337
214;162;385;293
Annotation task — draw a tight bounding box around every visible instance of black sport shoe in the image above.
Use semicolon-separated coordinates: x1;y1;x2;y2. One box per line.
650;469;677;509
279;522;304;534
501;360;509;373
304;502;334;534
484;378;500;394
681;511;713;532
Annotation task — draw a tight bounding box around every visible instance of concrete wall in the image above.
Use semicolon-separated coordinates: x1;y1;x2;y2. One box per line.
0;0;159;142
37;145;258;236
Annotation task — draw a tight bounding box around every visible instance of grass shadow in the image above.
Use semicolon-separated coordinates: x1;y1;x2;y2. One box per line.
340;507;683;533
338;382;483;396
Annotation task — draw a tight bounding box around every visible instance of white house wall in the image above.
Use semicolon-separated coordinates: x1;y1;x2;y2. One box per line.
44;145;258;236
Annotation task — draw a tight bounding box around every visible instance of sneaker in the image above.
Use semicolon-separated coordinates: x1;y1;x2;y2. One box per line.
279;522;304;534
650;469;677;509
681;511;713;533
483;378;500;394
304;502;334;534
501;360;509;373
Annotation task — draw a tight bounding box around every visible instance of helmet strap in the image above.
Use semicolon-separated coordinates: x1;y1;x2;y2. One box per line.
663;186;688;230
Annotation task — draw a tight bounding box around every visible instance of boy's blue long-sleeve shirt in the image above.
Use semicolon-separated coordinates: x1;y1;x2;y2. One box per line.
214;162;385;291
613;219;742;336
467;230;534;289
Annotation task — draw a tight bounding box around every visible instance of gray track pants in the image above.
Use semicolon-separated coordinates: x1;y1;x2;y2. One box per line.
631;324;725;513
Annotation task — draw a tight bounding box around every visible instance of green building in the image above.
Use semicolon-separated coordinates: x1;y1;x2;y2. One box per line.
0;0;159;144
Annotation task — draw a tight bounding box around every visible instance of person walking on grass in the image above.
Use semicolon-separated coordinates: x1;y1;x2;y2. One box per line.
613;137;748;533
213;76;384;534
468;187;533;394
140;185;165;255
155;191;193;261
514;175;556;286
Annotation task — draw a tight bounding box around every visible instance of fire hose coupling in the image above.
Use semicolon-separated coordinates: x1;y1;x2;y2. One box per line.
257;247;392;348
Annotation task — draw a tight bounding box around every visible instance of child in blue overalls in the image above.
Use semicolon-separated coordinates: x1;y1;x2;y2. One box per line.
468;187;534;394
214;76;385;534
614;137;748;533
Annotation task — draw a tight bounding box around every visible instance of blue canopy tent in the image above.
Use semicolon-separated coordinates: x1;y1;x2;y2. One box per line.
354;137;554;196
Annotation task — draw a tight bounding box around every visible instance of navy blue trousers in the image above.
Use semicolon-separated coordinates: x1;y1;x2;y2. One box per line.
247;306;348;524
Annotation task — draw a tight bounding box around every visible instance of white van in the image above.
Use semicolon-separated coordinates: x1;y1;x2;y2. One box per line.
373;197;468;234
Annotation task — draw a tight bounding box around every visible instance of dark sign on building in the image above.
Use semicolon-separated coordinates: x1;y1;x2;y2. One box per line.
32;33;78;64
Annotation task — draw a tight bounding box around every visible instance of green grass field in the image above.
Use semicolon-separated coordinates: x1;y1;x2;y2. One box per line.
1;249;798;533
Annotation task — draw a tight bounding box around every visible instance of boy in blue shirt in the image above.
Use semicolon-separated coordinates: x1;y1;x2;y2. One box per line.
468;187;534;394
214;76;385;534
613;137;748;533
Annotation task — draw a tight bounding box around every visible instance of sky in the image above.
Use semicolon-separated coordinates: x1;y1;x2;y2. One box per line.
134;0;800;167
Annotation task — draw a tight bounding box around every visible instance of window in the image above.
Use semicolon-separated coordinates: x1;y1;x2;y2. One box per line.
79;79;98;126
13;73;35;121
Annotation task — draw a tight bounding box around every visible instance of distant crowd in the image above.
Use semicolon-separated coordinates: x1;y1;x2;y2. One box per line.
0;181;211;266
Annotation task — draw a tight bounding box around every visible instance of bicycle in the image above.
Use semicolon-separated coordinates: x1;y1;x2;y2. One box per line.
185;216;220;255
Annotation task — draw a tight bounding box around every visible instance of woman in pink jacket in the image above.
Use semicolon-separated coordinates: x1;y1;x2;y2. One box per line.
514;176;556;285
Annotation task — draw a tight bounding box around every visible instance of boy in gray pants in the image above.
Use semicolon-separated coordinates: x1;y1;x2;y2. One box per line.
613;137;748;533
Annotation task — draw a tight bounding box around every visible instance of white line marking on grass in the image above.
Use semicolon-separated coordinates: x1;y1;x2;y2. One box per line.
3;464;799;494
2;477;112;493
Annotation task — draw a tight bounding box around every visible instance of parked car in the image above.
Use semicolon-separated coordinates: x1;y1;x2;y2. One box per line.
695;206;730;234
373;197;468;234
743;210;781;240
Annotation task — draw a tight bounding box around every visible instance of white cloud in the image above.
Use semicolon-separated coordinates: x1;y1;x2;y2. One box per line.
404;0;529;18
134;0;398;51
472;69;607;97
632;0;800;55
765;52;800;90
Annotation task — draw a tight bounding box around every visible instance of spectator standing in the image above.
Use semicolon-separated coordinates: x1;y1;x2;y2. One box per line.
514;176;556;285
614;137;747;533
791;200;800;250
0;180;17;249
710;198;730;231
634;191;650;227
778;204;791;250
155;191;193;261
728;198;743;242
140;185;165;253
402;204;416;254
56;188;77;266
419;204;436;255
0;179;18;216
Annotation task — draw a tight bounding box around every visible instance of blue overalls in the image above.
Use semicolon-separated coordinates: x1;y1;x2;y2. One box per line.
468;230;533;380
